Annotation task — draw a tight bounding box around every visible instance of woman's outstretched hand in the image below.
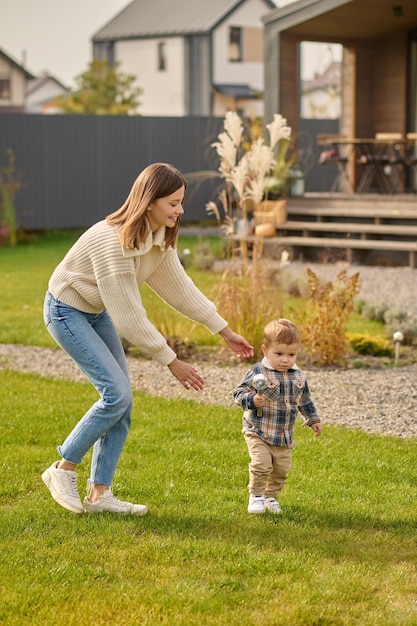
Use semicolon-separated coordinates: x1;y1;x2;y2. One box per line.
168;358;205;391
219;327;254;359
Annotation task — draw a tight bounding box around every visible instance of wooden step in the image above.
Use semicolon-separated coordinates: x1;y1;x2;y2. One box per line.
287;193;417;211
242;235;417;251
280;220;417;237
287;205;417;220
234;234;417;267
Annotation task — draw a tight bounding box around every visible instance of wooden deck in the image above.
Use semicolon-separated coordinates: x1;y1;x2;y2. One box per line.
244;193;417;267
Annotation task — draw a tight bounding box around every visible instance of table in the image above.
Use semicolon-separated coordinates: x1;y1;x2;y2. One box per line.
317;136;417;194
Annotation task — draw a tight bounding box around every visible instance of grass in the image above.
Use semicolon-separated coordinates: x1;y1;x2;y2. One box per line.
1;230;417;624
1;369;417;625
0;229;387;351
0;230;223;348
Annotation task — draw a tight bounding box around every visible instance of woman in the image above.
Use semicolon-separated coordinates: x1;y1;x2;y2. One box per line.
42;163;253;515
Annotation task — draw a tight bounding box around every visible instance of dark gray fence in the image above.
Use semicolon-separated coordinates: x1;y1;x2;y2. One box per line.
0;114;225;230
0;113;338;231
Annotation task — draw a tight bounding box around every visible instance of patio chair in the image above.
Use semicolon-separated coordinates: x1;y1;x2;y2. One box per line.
317;134;351;192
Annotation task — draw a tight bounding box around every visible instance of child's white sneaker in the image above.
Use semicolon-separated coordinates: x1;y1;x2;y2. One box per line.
248;494;265;514
265;497;282;514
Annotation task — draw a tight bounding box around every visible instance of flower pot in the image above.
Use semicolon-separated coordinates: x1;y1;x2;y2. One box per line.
253;199;287;229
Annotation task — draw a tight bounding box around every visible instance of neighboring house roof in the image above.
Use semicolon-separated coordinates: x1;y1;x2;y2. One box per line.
213;83;262;98
0;47;35;79
26;73;68;96
302;61;341;94
93;0;276;40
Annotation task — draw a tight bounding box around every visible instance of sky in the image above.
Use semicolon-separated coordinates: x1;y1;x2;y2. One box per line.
0;0;338;88
0;0;131;87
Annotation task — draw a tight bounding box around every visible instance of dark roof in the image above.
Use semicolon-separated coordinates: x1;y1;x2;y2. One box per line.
26;73;68;95
263;0;417;40
0;47;35;79
93;0;276;41
302;60;341;92
213;83;262;99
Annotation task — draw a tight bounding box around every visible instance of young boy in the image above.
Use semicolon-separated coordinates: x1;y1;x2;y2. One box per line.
233;318;322;515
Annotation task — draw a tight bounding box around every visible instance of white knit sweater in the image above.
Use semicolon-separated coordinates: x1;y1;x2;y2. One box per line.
48;220;227;365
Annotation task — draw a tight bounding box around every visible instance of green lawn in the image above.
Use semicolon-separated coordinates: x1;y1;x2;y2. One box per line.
0;229;385;350
1;231;416;624
1;370;417;626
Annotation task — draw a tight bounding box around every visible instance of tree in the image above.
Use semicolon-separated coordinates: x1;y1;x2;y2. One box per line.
54;59;142;115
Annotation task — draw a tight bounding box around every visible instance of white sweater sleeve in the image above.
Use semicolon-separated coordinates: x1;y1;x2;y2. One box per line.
145;248;227;334
97;271;177;366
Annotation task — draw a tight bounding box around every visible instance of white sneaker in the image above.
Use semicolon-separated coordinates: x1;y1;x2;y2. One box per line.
265;497;282;514
248;494;265;514
83;488;148;516
41;461;84;514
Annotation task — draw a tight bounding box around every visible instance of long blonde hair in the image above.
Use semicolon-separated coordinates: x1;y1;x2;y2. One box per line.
107;163;187;249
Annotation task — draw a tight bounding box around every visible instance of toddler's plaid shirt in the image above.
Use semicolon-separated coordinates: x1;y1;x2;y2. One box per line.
233;362;320;447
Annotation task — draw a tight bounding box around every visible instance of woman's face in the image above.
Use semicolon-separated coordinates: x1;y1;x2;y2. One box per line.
147;185;185;232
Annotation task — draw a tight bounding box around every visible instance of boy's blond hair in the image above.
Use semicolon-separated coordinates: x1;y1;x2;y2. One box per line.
263;318;301;347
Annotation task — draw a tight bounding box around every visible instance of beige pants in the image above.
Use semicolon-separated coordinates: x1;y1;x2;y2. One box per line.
244;432;293;499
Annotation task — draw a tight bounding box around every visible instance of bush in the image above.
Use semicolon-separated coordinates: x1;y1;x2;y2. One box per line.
347;332;394;357
295;269;361;365
359;300;389;323
384;309;417;345
212;242;285;359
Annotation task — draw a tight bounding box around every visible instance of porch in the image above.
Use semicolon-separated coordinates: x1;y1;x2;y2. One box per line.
239;193;417;268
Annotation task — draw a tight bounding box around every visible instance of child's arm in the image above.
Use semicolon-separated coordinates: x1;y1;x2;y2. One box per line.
233;368;257;410
310;422;322;437
298;379;322;436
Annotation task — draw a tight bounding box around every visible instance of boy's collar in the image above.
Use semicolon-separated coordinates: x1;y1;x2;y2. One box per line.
261;356;299;371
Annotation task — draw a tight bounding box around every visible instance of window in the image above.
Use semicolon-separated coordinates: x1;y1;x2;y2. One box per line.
0;78;11;100
229;27;263;63
229;27;242;62
243;28;263;62
158;42;166;71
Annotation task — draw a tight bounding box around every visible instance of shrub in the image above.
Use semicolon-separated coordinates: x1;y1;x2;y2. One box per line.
347;332;394;357
384;309;417;346
212;241;285;359
0;149;22;247
359;300;389;323
296;268;361;365
192;240;215;271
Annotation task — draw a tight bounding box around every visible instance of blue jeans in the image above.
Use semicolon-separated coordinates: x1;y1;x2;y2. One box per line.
43;292;133;486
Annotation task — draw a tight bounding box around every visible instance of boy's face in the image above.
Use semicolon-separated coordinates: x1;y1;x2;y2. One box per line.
262;341;299;372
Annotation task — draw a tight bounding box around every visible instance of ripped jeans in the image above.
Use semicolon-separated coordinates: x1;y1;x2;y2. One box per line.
43;292;132;486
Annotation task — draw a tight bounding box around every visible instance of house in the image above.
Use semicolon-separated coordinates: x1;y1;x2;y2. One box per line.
262;0;417;192
263;0;417;138
26;73;69;114
300;59;342;120
92;0;276;117
0;47;34;112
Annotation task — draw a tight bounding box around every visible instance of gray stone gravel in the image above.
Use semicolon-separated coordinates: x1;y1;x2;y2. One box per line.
1;262;416;439
1;343;416;439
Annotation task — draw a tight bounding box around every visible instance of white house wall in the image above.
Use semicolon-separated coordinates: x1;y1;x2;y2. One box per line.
116;38;185;116
212;0;268;91
0;57;26;107
26;81;68;113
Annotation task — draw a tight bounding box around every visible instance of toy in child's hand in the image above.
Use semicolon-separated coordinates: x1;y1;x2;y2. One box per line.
252;373;267;417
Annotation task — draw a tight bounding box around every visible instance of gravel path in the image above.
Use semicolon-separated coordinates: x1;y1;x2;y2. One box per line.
1;343;416;439
1;262;416;439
